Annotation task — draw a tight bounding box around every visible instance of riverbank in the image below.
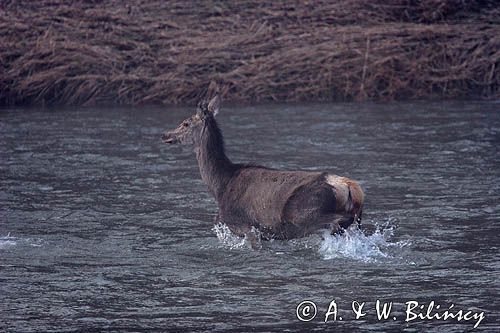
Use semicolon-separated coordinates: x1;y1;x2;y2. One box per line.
0;0;499;106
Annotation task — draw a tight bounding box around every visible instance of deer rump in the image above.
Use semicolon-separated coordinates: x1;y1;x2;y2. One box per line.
218;167;364;239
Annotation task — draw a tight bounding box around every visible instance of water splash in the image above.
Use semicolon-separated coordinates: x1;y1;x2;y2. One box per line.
212;223;263;250
212;221;410;263
0;233;43;250
212;223;245;249
319;224;409;262
0;233;18;249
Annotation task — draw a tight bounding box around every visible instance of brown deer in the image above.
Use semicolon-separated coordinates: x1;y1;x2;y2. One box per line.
162;95;365;246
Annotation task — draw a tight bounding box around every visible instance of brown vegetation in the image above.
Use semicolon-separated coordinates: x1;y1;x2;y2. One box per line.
0;0;499;106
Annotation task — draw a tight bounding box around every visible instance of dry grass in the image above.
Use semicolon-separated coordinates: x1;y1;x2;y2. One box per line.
0;0;498;106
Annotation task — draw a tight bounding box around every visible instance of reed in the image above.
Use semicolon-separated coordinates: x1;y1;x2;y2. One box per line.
0;0;498;106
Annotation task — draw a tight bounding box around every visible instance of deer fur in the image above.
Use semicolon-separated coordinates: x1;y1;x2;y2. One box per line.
162;95;364;245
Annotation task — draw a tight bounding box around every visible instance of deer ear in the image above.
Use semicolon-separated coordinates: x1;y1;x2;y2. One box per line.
196;107;204;119
207;95;220;116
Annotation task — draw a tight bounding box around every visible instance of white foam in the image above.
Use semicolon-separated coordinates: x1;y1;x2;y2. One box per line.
0;233;18;249
212;223;263;250
212;223;246;249
319;224;409;262
0;233;43;249
212;221;410;263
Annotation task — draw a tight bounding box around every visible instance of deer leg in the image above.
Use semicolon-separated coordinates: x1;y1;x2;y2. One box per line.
224;221;261;249
330;213;361;235
355;209;363;226
237;224;260;249
330;220;344;236
244;229;260;250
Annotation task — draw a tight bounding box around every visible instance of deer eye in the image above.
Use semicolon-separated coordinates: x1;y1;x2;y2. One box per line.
183;122;189;127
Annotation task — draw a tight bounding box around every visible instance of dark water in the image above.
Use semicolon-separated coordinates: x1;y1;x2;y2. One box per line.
1;102;499;332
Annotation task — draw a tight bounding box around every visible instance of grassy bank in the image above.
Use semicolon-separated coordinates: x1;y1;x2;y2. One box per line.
0;0;499;106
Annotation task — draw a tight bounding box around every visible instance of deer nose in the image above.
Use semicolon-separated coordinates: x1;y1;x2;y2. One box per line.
162;132;175;144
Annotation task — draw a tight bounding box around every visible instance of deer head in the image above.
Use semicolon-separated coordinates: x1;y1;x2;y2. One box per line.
162;95;220;145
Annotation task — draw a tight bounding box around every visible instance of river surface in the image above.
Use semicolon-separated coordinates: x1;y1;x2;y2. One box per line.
1;102;499;332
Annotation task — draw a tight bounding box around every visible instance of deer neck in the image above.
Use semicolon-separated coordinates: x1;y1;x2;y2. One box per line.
194;118;234;201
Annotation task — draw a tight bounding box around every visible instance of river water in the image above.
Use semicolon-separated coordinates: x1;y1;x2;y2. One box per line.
1;102;499;332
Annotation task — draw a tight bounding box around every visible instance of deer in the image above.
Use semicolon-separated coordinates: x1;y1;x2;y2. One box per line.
162;94;365;247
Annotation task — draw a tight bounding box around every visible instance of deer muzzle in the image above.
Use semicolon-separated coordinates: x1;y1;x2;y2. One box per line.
162;132;178;144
